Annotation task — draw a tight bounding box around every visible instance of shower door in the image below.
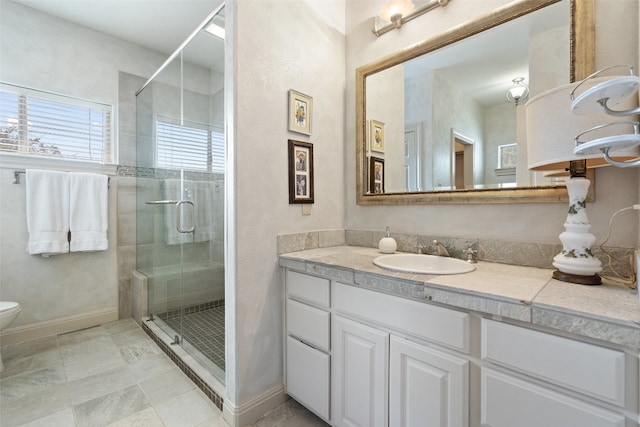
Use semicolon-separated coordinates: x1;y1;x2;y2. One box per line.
135;18;225;382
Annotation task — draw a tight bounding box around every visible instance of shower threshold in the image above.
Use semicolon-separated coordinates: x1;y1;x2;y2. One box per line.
142;317;225;410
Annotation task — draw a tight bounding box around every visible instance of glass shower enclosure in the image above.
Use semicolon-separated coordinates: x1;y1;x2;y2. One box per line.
135;4;226;382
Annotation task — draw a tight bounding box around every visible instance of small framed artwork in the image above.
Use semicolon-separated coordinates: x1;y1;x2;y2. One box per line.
288;90;313;136
288;139;314;203
369;119;385;153
370;156;384;194
498;143;518;169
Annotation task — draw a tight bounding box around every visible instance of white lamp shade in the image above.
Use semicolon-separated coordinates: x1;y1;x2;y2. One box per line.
509;86;527;99
526;77;640;170
380;0;414;22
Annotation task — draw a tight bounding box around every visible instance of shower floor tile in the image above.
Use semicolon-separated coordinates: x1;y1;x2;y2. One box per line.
164;305;225;371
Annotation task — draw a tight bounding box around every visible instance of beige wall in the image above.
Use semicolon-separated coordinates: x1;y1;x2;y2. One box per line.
232;0;346;407
345;0;639;246
0;0;169;334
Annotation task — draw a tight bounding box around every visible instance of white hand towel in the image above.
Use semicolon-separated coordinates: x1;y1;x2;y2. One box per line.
163;179;194;245
192;180;213;243
69;172;109;252
26;169;70;255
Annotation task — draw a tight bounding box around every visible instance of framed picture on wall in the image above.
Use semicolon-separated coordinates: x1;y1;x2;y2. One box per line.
498;143;518;170
369;156;384;194
288;140;314;203
369;119;385;153
288;90;313;136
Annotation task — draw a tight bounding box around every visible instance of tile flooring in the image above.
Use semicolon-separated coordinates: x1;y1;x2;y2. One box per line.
0;319;327;427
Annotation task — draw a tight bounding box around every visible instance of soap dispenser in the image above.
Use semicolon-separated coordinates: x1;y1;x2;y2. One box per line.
378;226;397;254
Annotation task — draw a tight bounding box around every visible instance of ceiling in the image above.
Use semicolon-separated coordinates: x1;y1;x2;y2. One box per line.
11;0;224;66
404;0;569;106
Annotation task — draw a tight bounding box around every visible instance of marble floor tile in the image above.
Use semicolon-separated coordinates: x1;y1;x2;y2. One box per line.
0;384;71;427
17;408;76;427
139;368;196;406
153;389;220;427
112;328;162;363
0;320;328;427
0;348;63;380
127;352;176;382
1;336;58;361
0;366;66;404
73;385;150;427
105;407;166;427
245;399;329;427
57;325;109;347
67;365;137;406
60;337;126;382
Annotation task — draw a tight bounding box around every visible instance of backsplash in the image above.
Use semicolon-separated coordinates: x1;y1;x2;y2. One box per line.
277;229;635;279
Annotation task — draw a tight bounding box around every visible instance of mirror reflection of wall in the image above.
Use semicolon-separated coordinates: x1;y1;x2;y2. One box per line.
365;0;570;193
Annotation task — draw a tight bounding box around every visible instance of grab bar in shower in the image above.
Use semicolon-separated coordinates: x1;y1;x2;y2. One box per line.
145;199;195;234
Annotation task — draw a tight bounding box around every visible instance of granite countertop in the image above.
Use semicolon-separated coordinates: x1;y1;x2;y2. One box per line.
279;246;640;349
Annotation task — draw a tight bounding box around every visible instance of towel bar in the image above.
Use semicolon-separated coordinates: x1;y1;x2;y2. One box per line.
12;170;110;187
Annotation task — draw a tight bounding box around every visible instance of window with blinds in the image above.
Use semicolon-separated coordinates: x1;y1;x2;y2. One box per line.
156;117;224;173
0;83;113;164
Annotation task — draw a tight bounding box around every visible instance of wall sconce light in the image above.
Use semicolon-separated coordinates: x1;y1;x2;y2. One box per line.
373;0;450;37
506;77;529;105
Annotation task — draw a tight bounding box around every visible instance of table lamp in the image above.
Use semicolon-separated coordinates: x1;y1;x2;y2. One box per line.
526;77;640;285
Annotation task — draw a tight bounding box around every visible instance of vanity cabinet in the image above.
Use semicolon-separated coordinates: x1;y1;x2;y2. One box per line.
480;319;630;427
283;267;639;427
284;270;331;421
331;282;470;427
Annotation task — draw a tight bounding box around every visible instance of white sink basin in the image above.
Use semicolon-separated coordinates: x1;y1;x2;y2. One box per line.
373;253;475;275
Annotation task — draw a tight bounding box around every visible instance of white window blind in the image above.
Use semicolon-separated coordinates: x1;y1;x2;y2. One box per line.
0;83;113;164
156;117;224;173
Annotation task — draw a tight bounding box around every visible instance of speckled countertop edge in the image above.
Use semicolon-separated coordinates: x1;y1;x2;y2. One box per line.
279;246;640;349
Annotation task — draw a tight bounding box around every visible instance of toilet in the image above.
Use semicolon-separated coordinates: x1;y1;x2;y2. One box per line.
0;301;21;372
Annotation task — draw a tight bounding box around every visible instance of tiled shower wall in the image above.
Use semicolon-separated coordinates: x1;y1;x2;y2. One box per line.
116;72;145;319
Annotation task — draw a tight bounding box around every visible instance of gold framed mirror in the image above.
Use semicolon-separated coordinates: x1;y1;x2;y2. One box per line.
356;0;594;205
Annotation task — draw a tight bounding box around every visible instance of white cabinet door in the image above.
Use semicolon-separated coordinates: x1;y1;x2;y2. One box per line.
481;368;625;427
332;315;389;427
390;336;469;427
286;336;330;421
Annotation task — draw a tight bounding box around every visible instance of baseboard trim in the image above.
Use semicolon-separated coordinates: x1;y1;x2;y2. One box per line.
222;384;287;427
0;308;118;347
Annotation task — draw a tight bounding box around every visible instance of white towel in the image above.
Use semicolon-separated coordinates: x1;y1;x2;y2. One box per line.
192;180;213;243
26;169;70;255
69;172;109;252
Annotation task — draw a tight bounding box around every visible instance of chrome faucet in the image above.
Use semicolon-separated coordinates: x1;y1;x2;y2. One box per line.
430;240;450;257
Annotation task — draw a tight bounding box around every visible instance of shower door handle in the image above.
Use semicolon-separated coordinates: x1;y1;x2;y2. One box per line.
175;200;195;233
145;199;195;234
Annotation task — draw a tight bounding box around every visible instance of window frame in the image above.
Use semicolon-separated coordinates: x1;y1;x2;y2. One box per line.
0;82;114;165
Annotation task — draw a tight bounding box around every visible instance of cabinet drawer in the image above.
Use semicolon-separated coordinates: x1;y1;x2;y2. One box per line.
333;282;470;353
286;270;330;308
286;336;330;421
481;368;625;427
287;299;330;352
481;319;625;406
